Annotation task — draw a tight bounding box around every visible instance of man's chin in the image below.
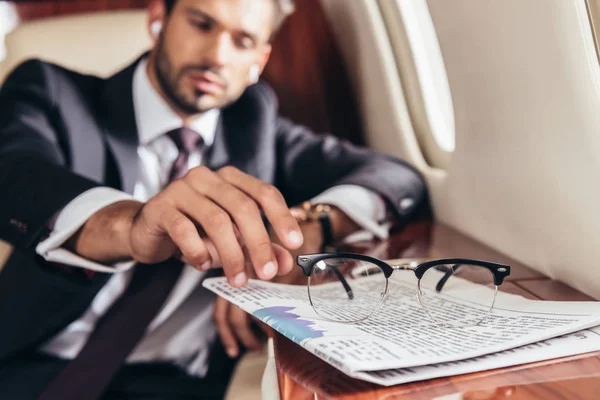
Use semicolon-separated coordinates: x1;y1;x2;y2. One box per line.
177;89;230;113
174;95;219;114
195;97;231;112
190;92;221;111
194;102;219;113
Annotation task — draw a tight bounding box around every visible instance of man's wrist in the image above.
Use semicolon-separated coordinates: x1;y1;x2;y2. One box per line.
66;200;142;263
328;206;360;241
291;203;360;246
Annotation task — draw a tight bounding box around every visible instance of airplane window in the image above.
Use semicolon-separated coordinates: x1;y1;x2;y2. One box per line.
394;0;455;153
378;0;455;168
587;0;600;64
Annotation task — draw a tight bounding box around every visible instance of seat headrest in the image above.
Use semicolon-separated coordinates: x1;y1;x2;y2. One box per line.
0;9;152;83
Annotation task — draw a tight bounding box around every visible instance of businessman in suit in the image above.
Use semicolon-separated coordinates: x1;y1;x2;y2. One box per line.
0;0;426;398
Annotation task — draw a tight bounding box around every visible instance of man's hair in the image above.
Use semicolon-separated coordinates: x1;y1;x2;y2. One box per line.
163;0;295;40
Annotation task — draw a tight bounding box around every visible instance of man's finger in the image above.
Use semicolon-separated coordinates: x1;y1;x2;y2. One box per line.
272;243;295;276
213;297;240;358
185;168;277;280
217;166;303;250
173;186;247;287
159;208;211;270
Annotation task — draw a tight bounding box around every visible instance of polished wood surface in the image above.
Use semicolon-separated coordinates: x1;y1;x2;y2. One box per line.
274;221;600;399
517;279;595;302
8;0;363;144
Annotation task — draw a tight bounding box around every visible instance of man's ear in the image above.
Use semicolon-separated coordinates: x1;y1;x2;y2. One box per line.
147;0;166;43
248;64;260;84
247;45;272;85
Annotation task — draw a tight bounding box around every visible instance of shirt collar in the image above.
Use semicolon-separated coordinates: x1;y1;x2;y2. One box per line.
132;57;220;146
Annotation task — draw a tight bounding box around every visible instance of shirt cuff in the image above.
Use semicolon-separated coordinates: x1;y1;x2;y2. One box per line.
309;184;390;242
36;187;138;273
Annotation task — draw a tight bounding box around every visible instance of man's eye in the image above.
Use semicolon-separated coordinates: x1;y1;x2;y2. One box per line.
192;20;212;32
236;37;255;50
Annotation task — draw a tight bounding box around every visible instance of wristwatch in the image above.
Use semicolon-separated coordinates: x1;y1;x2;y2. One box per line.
299;201;336;252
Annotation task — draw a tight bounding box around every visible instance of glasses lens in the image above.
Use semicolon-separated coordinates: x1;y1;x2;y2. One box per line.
417;263;497;327
308;257;387;322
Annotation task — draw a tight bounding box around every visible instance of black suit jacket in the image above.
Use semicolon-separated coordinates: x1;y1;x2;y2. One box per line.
0;58;427;363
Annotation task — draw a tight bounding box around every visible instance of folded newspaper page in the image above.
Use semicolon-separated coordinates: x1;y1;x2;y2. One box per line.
202;273;600;386
352;326;600;386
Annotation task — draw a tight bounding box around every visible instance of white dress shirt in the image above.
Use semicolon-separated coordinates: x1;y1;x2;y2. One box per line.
35;58;388;377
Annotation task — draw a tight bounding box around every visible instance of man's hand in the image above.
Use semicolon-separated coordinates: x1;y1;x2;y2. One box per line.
214;290;265;358
213;205;362;356
213;220;321;358
67;166;303;287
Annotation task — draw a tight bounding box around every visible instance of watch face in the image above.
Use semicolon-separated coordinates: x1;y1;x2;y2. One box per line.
298;202;333;221
314;204;332;214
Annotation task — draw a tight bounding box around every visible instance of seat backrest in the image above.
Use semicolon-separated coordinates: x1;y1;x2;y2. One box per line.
321;0;600;298
0;9;151;83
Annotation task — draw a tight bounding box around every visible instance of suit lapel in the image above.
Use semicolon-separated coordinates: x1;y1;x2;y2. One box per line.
205;117;229;170
206;86;276;183
100;61;140;194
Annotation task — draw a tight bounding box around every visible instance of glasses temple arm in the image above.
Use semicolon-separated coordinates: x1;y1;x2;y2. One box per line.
328;265;354;300
435;264;462;292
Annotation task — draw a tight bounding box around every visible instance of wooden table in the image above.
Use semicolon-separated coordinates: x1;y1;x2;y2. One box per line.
273;221;600;399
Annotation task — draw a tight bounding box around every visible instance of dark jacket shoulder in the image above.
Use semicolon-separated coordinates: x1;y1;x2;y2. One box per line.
2;58;103;97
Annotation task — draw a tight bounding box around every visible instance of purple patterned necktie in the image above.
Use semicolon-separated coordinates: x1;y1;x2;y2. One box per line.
168;127;205;181
38;127;203;400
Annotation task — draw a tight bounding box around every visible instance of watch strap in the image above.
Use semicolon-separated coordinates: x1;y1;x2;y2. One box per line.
318;210;335;252
299;201;336;252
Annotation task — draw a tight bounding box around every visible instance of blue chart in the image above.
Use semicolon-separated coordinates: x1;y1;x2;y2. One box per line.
253;306;326;344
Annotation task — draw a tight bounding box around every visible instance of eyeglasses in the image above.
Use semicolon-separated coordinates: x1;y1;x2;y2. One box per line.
296;253;510;327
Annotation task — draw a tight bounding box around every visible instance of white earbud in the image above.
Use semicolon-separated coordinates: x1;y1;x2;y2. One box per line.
248;64;260;84
151;21;162;38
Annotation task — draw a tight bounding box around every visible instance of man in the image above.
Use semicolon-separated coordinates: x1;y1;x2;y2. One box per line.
0;0;426;398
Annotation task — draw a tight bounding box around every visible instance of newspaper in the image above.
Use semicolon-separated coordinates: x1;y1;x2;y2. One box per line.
202;272;600;386
352;326;600;386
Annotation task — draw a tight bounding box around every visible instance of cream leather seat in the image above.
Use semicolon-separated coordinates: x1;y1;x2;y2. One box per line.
0;10;151;83
321;0;600;299
0;10;266;399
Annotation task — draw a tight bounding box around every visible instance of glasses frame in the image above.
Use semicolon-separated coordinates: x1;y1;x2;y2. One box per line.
296;253;511;324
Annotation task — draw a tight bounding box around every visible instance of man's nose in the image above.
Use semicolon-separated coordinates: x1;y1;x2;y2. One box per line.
205;32;235;68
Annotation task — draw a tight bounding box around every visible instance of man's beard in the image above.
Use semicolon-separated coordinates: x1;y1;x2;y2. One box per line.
155;37;211;114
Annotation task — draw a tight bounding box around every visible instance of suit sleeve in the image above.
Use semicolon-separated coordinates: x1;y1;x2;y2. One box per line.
0;61;107;361
274;116;428;230
0;60;100;250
